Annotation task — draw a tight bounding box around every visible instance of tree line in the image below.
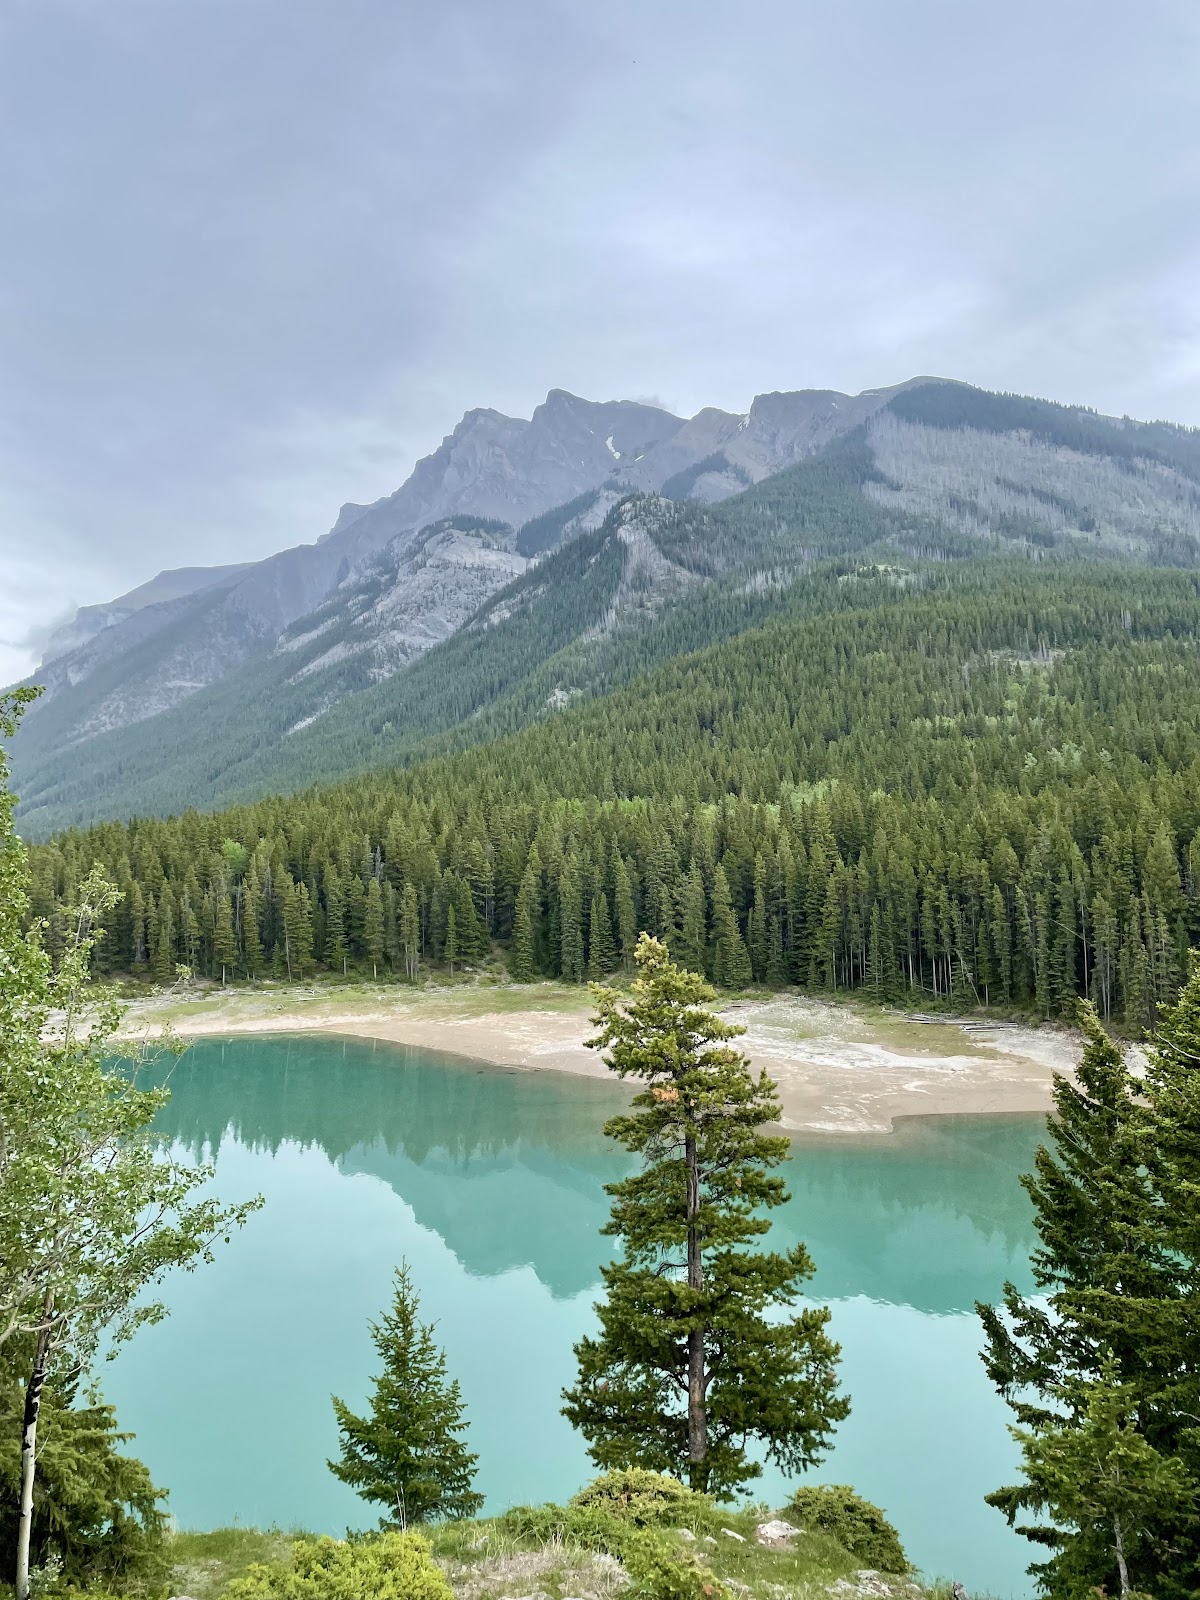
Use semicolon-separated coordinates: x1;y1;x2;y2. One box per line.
23;565;1200;1031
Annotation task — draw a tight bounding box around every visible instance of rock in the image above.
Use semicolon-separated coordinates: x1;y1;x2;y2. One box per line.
719;1528;746;1542
677;1528;697;1542
754;1519;799;1547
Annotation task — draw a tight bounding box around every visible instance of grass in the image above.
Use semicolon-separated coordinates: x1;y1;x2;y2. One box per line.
166;1528;310;1600
160;1501;953;1600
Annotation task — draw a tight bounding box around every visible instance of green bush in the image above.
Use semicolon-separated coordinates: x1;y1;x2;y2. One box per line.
621;1531;723;1600
570;1470;698;1527
220;1533;451;1600
494;1501;630;1555
783;1486;908;1573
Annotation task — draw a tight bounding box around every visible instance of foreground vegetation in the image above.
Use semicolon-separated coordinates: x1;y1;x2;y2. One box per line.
160;1471;928;1600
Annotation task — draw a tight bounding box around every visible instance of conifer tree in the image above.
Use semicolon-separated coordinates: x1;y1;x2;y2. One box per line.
325;869;348;976
151;889;175;984
978;1002;1187;1595
242;865;264;978
675;864;708;975
710;865;751;990
559;859;584;982
510;868;537;982
400;882;420;981
613;852;638;970
587;889;617;979
444;905;457;976
563;936;846;1497
213;885;236;986
1009;1354;1192;1600
330;1264;482;1527
364;878;385;979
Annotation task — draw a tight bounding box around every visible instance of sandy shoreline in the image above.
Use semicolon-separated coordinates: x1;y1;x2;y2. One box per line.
120;981;1077;1135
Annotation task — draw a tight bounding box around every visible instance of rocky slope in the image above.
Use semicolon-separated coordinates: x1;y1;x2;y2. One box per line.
14;383;904;754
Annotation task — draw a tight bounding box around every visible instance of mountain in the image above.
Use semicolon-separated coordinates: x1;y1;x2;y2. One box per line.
37;563;253;667
12;378;1200;836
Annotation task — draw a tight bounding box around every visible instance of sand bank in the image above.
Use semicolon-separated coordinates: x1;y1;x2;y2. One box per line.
120;980;1077;1135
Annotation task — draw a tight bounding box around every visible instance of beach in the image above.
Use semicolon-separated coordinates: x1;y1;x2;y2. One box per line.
120;980;1078;1134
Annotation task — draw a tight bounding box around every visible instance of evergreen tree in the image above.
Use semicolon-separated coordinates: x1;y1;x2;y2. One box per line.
444;905;457;976
364;877;385;980
151;889;175;985
563;936;847;1496
329;1264;482;1527
510;867;537;983
978;1003;1185;1595
559;858;584;982
213;885;237;986
710;865;751;990
613;850;637;970
587;889;617;979
243;864;265;979
400;882;421;982
1010;1355;1193;1600
675;863;708;975
325;869;348;977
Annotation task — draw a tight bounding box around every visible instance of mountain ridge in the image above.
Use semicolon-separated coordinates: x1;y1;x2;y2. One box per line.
14;375;1200;836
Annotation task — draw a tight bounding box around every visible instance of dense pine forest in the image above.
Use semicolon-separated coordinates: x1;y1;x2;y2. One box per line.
26;557;1200;1032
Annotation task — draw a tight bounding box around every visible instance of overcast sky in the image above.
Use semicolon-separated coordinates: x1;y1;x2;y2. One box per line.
3;0;1200;682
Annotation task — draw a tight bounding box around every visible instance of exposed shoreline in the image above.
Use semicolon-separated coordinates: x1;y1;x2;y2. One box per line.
120;981;1078;1135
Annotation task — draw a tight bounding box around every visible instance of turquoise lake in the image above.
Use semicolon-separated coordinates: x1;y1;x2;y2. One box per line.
104;1034;1044;1597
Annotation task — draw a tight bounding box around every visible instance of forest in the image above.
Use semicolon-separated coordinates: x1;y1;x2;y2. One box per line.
25;557;1200;1033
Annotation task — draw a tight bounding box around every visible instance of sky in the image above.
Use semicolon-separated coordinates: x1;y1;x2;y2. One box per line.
3;0;1200;682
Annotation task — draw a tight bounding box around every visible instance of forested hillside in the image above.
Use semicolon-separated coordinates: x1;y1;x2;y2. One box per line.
26;559;1200;1031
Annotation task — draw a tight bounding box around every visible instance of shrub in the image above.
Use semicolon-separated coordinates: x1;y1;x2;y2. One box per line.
494;1501;635;1557
220;1533;451;1600
783;1486;908;1573
571;1470;698;1527
621;1532;723;1600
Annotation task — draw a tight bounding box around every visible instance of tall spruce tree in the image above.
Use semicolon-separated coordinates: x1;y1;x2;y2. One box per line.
563;935;847;1497
329;1264;481;1527
978;1001;1193;1596
1008;1354;1193;1600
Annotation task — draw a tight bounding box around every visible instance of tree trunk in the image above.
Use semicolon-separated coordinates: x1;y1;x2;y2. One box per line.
16;1309;52;1600
685;1130;706;1488
1113;1514;1130;1599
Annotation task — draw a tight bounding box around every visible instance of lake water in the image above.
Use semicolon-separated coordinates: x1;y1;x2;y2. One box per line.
104;1034;1044;1597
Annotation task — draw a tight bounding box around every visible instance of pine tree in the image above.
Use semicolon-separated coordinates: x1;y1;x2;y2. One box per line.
510;867;537;982
329;1264;482;1526
563;935;847;1497
558;858;584;982
587;889;617;979
444;905;457;976
675;863;707;975
151;889;175;985
213;885;237;986
400;882;420;982
613;851;637;969
242;865;264;979
1010;1355;1193;1600
710;865;751;990
364;878;385;980
978;1003;1181;1595
325;869;348;977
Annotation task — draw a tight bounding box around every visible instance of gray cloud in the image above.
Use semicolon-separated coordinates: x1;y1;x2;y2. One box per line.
3;0;1200;681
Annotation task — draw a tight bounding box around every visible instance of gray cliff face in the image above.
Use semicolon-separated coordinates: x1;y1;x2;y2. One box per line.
12;381;915;756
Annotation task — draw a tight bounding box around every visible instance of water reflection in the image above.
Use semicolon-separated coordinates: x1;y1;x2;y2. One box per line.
148;1035;1039;1312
